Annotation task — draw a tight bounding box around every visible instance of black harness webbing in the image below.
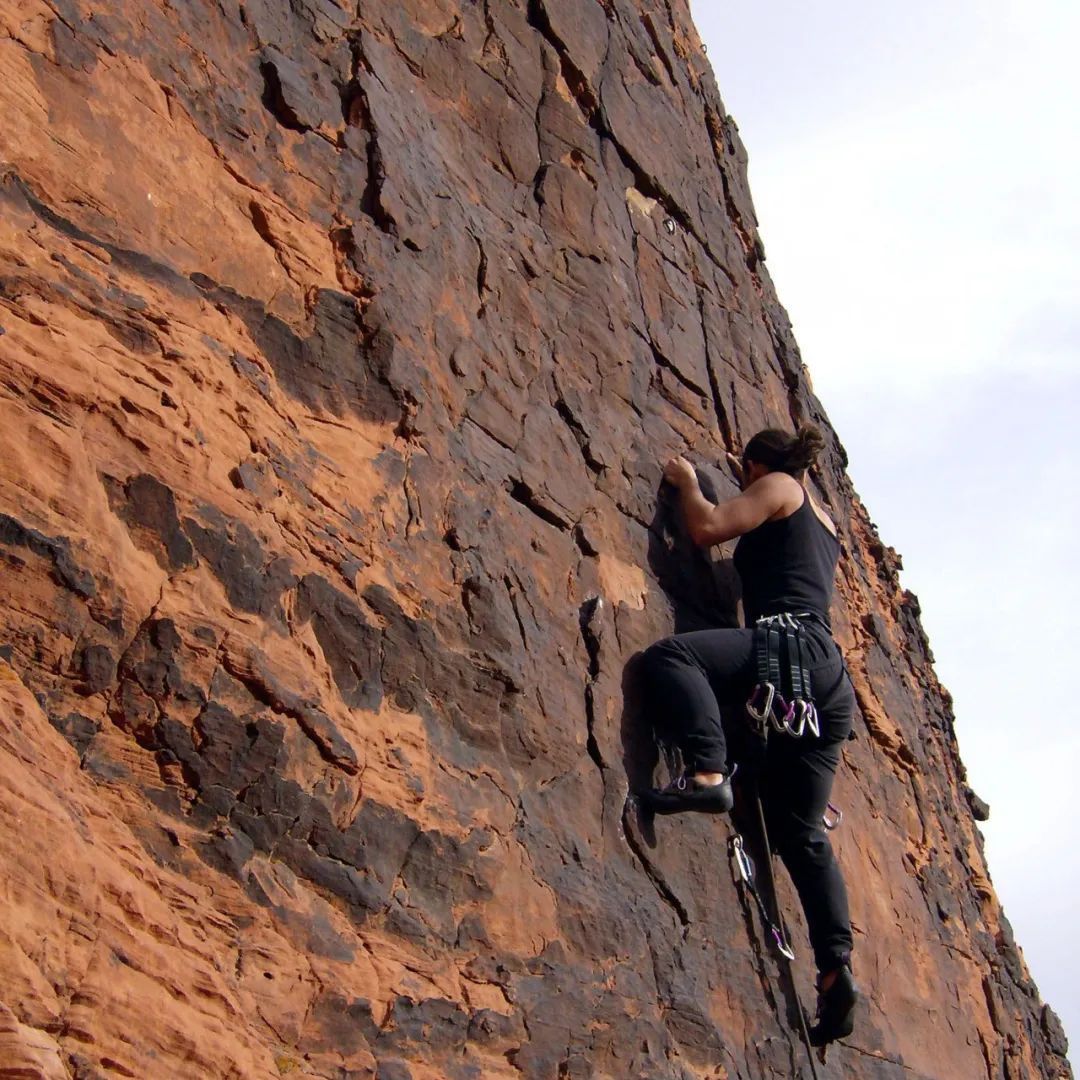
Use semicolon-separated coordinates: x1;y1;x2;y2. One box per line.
789;624;807;701
767;622;781;690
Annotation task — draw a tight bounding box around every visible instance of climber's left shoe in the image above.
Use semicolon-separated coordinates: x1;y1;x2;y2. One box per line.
809;964;858;1046
639;772;734;815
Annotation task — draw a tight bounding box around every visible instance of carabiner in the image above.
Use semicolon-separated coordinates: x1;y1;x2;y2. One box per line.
771;926;796;961
732;835;754;883
767;691;791;734
783;699;806;738
746;682;775;723
823;802;842;831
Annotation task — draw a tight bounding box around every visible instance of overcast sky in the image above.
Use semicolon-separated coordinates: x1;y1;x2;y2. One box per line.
690;0;1080;1056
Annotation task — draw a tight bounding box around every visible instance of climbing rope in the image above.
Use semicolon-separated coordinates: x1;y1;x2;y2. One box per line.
732;771;823;1080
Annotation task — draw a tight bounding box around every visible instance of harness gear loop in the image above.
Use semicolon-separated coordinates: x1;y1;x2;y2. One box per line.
746;619;776;728
745;612;821;738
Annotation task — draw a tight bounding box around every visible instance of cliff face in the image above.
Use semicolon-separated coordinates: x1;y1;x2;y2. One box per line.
0;2;1069;1078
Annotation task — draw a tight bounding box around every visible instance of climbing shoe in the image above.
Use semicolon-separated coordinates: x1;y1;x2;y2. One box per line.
809;964;858;1046
640;772;734;815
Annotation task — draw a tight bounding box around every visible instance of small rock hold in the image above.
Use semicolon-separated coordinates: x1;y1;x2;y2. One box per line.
573;522;600;557
49;711;99;757
1041;1003;1069;1057
376;1060;413;1080
964;785;990;821
75;643;116;695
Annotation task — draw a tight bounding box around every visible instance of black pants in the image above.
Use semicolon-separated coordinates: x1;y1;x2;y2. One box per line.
641;624;854;974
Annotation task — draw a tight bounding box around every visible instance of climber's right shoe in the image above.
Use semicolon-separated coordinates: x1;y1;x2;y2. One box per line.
809;964;858;1046
639;772;734;815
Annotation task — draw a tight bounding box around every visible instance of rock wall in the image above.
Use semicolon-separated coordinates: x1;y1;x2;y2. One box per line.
0;1;1069;1077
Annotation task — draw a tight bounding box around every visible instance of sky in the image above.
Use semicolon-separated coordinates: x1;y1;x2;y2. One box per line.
690;0;1080;1057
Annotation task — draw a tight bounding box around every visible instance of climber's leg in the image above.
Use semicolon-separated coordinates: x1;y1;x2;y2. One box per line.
765;732;851;971
637;629;754;813
763;649;857;1042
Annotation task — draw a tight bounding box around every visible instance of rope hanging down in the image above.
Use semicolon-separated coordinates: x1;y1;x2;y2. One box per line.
732;784;823;1080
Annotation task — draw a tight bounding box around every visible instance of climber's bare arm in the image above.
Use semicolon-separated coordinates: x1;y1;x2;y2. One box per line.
662;456;790;546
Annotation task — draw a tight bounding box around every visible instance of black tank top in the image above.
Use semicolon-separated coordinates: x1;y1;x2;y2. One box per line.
733;491;840;628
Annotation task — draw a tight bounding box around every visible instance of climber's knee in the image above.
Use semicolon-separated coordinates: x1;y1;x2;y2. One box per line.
641;635;684;676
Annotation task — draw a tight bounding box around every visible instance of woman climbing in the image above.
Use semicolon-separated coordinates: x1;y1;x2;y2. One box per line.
639;424;857;1047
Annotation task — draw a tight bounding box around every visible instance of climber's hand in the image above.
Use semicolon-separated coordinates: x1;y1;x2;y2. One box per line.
663;456;697;491
725;452;745;486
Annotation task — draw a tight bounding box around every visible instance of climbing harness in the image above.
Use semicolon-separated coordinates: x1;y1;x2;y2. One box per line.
746;613;820;738
731;835;794;961
745;610;843;831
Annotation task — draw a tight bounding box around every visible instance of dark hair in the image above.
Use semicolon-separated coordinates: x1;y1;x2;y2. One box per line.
742;424;825;476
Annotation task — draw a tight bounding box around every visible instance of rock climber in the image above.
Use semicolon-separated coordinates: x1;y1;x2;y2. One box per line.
639;424;858;1046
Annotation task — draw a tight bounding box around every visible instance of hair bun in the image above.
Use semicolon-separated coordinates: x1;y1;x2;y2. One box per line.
791;424;825;471
742;424;825;475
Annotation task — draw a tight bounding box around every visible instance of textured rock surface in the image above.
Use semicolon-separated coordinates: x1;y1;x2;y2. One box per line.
0;1;1069;1077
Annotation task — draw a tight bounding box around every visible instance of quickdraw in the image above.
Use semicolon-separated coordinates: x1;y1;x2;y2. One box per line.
731;835;795;961
746;612;821;738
